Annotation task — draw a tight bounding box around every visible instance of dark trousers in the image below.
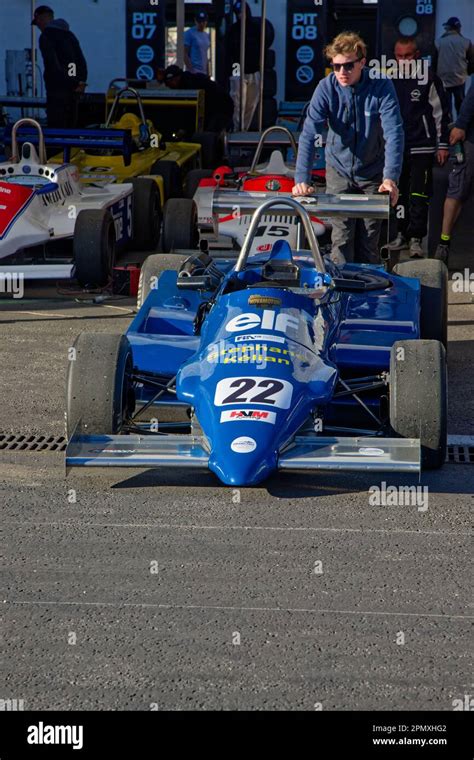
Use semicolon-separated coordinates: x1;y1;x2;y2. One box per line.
446;84;465;118
397;153;433;240
325;163;382;265
46;91;79;129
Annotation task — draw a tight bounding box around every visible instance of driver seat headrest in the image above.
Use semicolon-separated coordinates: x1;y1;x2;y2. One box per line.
21;142;40;163
256;149;292;177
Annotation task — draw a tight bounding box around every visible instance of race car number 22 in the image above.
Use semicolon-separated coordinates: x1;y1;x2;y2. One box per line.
214;377;293;409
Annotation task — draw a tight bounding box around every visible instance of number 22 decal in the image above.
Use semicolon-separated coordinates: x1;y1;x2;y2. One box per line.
214;377;293;409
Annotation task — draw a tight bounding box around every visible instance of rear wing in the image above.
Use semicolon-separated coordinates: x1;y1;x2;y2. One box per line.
3;125;134;166
225;129;302;149
211;191;391;221
106;78;205;134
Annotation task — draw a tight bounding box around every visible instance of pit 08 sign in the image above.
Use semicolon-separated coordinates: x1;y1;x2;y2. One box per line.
285;0;327;101
126;0;165;80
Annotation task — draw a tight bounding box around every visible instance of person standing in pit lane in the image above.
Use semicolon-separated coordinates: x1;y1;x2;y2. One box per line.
184;11;211;76
434;78;474;266
435;17;474;118
292;32;404;266
387;36;450;259
32;5;88;129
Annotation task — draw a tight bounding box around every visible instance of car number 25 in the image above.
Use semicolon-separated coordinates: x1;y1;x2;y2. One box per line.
214;377;293;409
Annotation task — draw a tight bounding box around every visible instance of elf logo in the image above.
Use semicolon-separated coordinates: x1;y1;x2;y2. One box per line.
226;310;309;335
220;409;276;424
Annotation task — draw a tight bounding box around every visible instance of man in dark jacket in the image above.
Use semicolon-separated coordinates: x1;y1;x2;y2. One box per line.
435;78;474;264
163;66;233;132
293;32;404;266
389;37;450;258
32;5;88;128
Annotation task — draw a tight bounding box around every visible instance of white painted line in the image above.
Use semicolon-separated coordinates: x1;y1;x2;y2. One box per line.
4;521;472;537
4;599;472;621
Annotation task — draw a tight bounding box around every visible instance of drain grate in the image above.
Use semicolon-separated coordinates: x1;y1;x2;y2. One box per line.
0;433;66;452
446;445;474;464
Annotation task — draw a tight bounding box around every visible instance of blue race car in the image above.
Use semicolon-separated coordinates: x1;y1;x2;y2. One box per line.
66;195;448;486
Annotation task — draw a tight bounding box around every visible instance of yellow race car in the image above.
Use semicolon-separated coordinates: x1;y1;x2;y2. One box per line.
52;88;217;242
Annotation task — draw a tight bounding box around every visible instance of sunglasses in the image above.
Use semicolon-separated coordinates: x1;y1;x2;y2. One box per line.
332;59;362;72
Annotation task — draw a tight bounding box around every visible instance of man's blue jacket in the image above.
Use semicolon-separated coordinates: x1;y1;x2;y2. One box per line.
295;68;405;185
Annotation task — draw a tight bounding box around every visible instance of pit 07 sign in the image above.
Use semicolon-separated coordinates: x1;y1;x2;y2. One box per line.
285;0;327;101
126;0;165;80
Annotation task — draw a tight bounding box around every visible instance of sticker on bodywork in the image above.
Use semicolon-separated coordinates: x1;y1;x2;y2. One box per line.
214;377;293;409
230;437;257;453
221;409;276;424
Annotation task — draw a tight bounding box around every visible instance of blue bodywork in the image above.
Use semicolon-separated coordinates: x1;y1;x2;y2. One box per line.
126;245;421;486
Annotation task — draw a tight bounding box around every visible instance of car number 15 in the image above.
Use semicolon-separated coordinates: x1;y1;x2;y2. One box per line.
214;377;293;409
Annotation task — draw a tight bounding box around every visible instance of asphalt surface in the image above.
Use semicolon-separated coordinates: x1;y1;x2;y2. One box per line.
1;267;473;711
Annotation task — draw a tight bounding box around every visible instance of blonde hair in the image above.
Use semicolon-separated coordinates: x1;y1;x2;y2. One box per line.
324;32;367;61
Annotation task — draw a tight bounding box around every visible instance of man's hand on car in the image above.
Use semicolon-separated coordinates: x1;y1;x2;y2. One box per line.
378;178;399;207
292;182;315;197
437;149;449;166
449;127;466;145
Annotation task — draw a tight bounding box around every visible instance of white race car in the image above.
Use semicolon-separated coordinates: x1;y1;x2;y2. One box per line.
160;126;328;256
0;119;160;286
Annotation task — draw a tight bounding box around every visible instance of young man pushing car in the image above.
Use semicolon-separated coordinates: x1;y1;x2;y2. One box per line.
293;32;404;266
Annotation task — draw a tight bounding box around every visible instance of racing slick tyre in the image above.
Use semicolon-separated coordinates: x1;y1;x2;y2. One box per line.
150;159;182;199
66;332;135;439
393;259;448;350
129;178;162;251
73;209;115;288
161;198;199;253
184;169;214;199
136;253;190;309
389;339;447;470
191;131;223;169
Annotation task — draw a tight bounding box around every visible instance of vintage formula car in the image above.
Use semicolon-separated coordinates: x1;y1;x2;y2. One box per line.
66;194;448;486
160;126;328;255
0;118;159;285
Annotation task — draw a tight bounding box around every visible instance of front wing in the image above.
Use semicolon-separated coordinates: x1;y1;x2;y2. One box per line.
66;434;420;473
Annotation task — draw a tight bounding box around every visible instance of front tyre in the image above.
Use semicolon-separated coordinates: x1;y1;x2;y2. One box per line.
73;209;115;288
389;339;447;469
66;333;134;438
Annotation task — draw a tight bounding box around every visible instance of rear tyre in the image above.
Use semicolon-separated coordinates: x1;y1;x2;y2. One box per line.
150;159;182;199
389;339;447;469
136;253;190;309
184;169;214;199
73;209;115;288
66;332;134;438
192;131;222;169
161;198;199;252
393;259;448;349
129;178;161;251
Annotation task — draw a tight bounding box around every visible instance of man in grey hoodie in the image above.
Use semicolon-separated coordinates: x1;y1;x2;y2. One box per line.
32;5;88;128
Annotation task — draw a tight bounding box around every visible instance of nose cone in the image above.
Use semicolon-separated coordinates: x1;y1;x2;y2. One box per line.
208;429;278;486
